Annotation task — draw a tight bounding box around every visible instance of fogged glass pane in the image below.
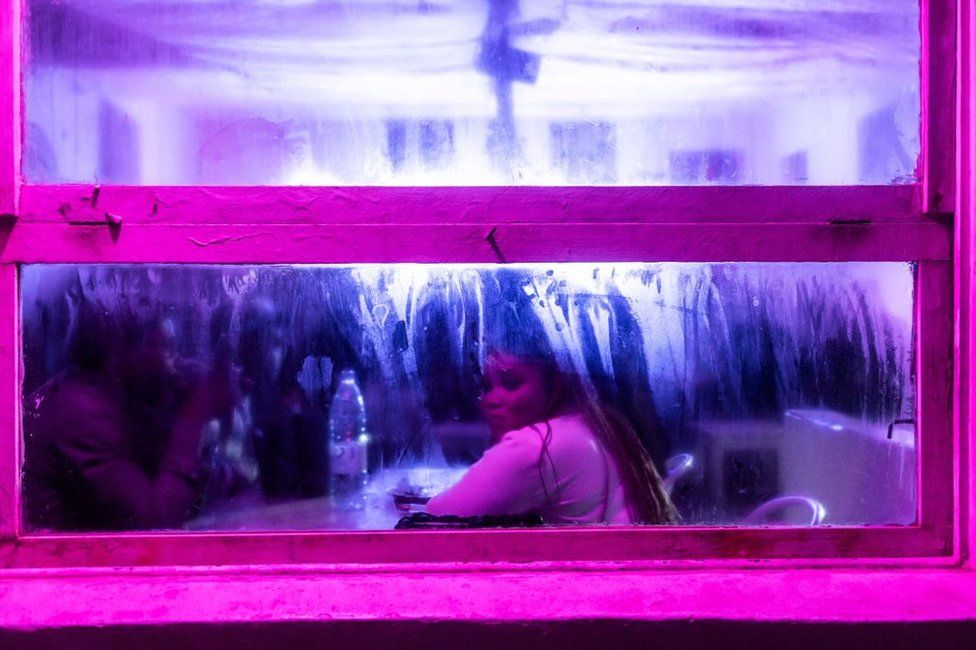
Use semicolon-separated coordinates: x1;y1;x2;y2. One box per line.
25;1;919;185
22;263;915;532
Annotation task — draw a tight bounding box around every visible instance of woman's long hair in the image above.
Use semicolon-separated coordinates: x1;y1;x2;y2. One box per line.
577;390;677;525
499;350;677;525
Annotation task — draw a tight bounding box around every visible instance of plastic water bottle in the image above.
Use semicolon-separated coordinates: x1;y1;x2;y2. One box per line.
328;369;370;509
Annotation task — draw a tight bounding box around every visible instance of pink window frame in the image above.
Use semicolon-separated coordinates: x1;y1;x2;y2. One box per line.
0;0;960;569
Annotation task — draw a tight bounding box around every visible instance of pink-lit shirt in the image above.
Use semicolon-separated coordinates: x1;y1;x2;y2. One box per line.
426;412;634;525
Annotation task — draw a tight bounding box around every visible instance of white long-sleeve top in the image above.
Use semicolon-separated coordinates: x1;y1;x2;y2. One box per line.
425;412;635;525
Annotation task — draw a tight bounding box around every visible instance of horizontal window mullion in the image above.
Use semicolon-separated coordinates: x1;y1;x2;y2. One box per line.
16;184;927;226
2;221;950;264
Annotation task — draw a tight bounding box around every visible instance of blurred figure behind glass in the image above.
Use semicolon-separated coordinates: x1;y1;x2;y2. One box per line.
23;270;236;531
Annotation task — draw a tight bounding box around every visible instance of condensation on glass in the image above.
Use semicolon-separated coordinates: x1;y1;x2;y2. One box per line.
24;1;919;186
21;263;916;532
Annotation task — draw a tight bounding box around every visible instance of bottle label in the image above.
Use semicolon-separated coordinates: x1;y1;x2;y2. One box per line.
331;440;367;476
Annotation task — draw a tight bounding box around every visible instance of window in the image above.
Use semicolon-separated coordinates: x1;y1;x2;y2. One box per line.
0;0;956;568
22;262;917;533
24;0;920;186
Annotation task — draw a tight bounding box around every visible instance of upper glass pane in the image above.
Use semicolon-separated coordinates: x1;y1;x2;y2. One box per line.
22;263;916;533
25;0;919;185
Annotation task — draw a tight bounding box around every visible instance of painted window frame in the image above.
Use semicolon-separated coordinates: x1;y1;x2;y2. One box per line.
0;0;959;569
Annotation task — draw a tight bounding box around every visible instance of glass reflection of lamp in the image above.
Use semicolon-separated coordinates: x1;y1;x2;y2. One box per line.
663;453;695;495
745;496;827;526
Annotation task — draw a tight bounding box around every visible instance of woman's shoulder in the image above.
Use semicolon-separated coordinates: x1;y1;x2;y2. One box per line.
499;413;591;449
494;423;545;454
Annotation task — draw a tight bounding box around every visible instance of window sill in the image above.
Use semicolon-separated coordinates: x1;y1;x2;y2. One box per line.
1;564;975;631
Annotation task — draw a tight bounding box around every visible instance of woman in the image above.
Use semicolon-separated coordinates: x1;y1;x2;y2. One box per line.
426;349;676;525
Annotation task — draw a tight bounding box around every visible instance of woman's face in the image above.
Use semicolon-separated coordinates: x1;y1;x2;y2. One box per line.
479;352;552;441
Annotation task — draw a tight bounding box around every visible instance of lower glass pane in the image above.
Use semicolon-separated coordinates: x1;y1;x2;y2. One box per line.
21;263;916;532
25;1;920;185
